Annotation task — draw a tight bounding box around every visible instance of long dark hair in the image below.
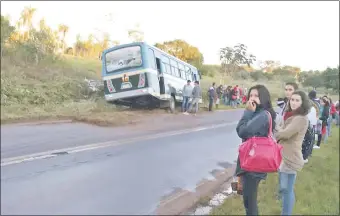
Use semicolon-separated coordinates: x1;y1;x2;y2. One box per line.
247;85;276;131
286;91;311;116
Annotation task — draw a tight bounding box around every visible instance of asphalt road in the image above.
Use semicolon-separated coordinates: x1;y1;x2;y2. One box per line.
1;109;245;215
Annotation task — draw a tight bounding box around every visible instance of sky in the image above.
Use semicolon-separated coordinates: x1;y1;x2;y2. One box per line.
1;1;339;71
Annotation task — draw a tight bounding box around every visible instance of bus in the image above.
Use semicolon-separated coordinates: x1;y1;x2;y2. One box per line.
101;42;202;112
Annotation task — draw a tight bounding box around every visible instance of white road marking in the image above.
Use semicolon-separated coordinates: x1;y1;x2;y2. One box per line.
1;121;239;167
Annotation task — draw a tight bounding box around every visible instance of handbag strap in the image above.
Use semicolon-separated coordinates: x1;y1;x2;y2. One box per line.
265;111;273;137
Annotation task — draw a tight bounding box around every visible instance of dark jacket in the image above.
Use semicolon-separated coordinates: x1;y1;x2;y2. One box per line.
319;105;330;126
208;87;215;99
234;108;271;180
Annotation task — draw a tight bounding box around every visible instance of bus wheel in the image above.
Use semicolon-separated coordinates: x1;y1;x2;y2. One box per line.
169;96;176;113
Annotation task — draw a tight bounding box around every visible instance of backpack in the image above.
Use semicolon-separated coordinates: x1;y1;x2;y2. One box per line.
303;121;314;142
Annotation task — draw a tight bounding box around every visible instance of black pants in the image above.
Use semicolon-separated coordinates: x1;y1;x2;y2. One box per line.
208;98;213;111
242;174;261;215
316;134;322;147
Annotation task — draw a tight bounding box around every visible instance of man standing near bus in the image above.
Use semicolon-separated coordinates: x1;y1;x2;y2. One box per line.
182;80;193;113
185;81;202;116
208;82;216;111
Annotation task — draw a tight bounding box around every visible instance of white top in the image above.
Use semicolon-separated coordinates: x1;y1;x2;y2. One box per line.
307;106;317;126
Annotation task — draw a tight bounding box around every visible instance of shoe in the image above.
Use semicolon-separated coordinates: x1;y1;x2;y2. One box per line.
183;112;189;115
303;159;308;163
313;146;320;149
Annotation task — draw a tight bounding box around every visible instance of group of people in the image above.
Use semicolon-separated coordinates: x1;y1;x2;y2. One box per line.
181;80;202;115
233;82;339;215
208;83;248;111
181;81;248;115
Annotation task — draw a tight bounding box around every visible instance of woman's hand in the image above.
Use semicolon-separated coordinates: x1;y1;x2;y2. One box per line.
245;100;256;112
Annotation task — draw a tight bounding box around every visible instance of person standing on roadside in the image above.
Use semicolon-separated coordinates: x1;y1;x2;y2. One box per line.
208;82;216;111
216;85;223;109
321;96;332;143
314;97;330;149
234;84;277;216
276;91;310;216
275;82;299;127
181;80;193;113
185;81;202;116
274;82;298;200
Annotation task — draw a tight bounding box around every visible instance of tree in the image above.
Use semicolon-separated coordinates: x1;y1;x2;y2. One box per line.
322;67;339;92
154;39;204;66
219;43;256;76
128;23;144;42
58;24;69;52
18;6;36;40
1;15;16;58
258;60;281;73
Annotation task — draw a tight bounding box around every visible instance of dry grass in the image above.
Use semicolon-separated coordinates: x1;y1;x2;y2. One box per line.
211;126;339;215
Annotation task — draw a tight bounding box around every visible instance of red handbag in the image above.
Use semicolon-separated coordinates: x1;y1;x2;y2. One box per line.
238;111;283;173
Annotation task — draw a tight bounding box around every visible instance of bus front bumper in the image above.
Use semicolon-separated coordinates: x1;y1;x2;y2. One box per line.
105;87;156;101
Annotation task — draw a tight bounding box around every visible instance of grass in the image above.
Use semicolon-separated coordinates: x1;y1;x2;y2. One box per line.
210;126;340;215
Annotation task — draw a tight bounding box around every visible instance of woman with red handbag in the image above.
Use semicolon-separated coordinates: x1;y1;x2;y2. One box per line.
234;84;277;216
276;91;310;215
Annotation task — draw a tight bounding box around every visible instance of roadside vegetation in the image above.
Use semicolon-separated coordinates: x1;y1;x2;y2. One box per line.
1;6;338;125
211;126;339;215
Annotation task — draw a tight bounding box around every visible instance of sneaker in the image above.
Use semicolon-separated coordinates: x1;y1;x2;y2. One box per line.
183;112;189;115
313;146;320;149
303;159;308;163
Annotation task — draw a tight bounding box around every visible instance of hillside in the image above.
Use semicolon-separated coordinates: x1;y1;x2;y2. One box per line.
1;55;164;126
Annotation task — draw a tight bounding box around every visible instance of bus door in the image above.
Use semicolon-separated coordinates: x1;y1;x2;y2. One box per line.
155;58;165;95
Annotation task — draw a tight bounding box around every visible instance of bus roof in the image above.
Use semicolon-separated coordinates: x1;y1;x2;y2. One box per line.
103;42;198;70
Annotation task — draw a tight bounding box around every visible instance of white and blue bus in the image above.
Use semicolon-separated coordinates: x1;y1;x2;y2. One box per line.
101;42;202;112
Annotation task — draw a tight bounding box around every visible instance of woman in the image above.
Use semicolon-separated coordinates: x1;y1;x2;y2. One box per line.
328;97;336;136
314;97;330;148
234;84;276;215
276;91;311;215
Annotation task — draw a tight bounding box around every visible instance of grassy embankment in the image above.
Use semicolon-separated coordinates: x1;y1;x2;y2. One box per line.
1;55;337;125
211;126;339;215
1;54;162;126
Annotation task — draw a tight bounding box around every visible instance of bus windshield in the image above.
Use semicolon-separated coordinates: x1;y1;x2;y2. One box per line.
105;46;142;73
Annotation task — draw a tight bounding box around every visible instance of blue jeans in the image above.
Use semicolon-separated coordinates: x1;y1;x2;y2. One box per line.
224;97;230;106
324;118;332;143
335;112;340;126
279;172;297;215
182;96;190;112
231;100;237;108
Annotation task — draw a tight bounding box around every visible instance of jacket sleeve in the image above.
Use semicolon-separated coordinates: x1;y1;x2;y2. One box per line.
236;110;269;140
319;107;329;121
276;116;306;140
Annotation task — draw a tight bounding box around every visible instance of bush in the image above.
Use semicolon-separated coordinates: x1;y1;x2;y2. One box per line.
250;70;266;81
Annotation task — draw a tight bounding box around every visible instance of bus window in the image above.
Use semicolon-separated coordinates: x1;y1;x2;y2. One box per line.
185;66;193;81
148;49;156;70
162;55;171;74
105;46;142;73
178;63;185;79
170;59;179;77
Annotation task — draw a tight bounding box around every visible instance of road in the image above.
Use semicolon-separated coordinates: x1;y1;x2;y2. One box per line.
1;109;245;215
